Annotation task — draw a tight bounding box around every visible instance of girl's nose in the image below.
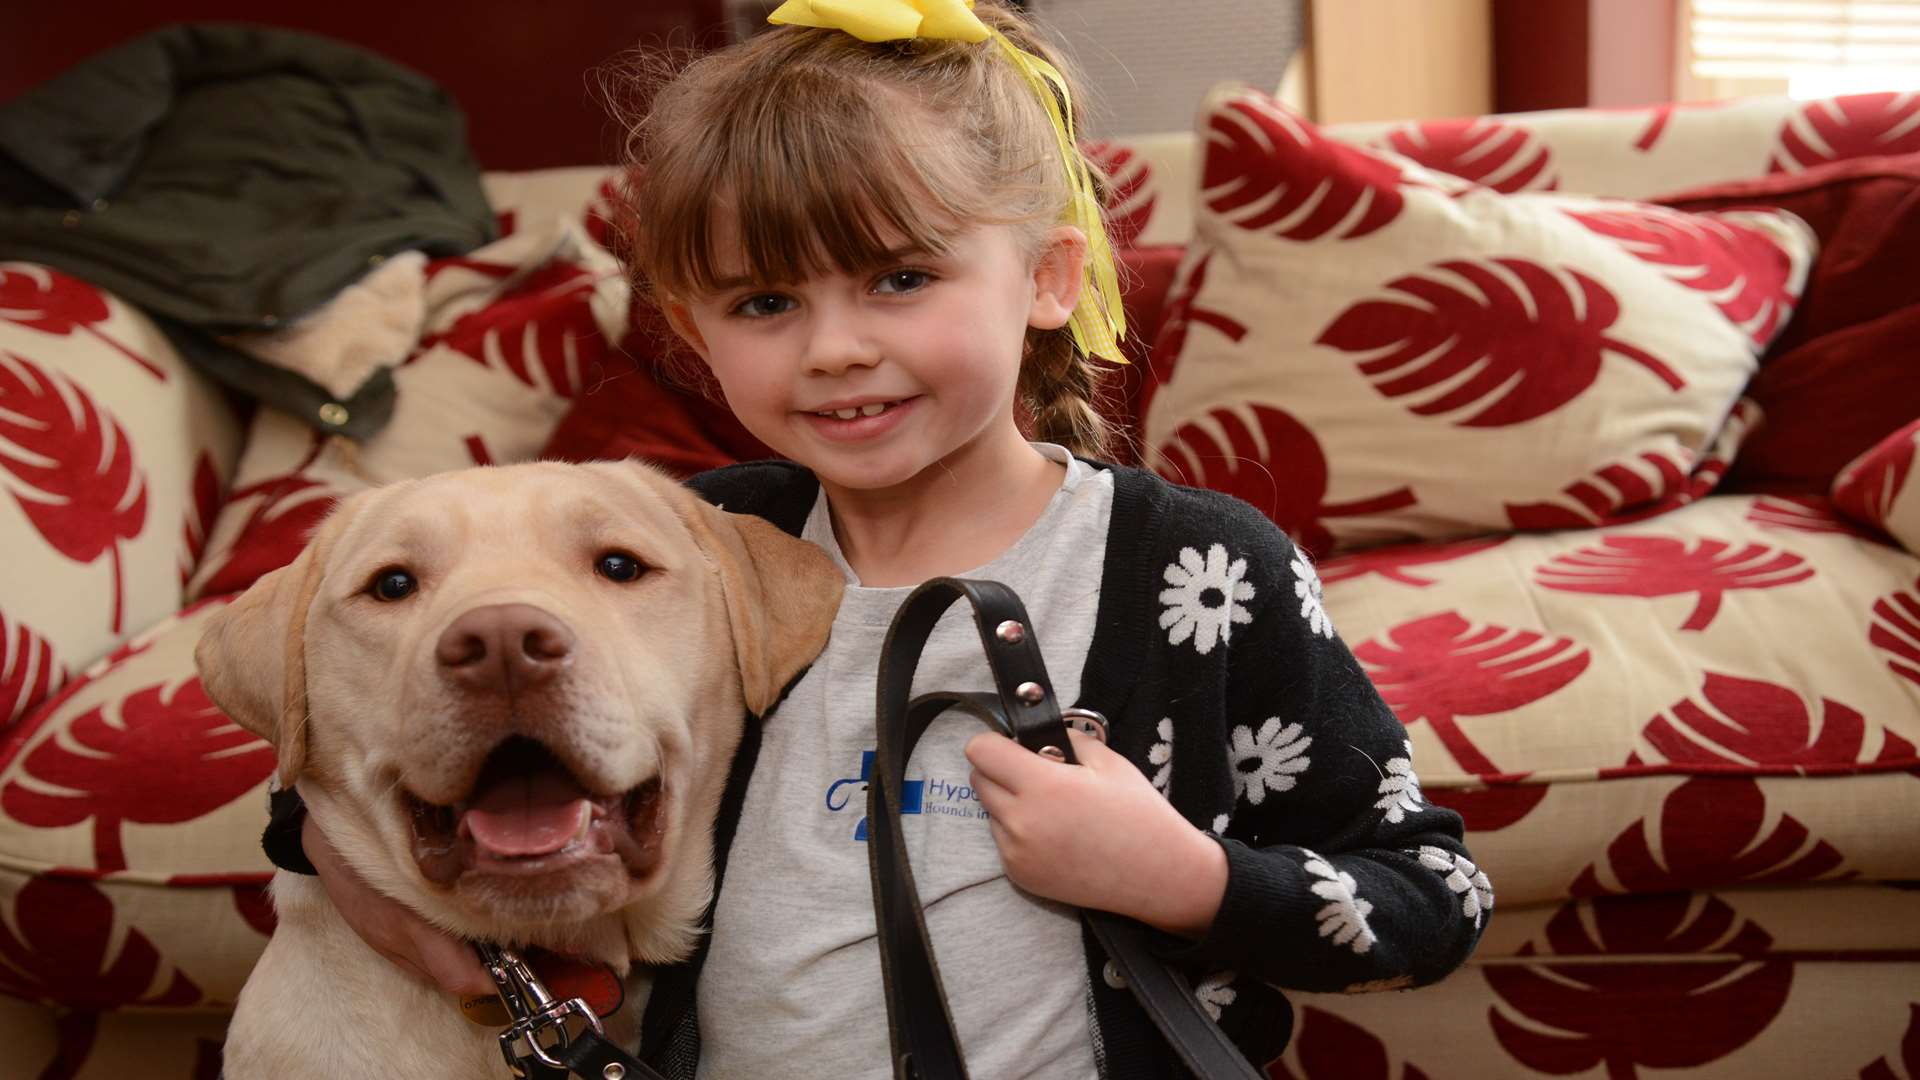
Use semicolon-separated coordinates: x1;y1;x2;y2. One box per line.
802;307;882;375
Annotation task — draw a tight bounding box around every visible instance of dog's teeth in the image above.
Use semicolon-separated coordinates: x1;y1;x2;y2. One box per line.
859;402;886;417
573;802;593;843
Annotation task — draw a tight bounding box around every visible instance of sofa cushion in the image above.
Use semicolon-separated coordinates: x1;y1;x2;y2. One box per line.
1140;86;1818;556
1834;419;1920;558
0;595;271;1011
1656;152;1920;495
0;267;244;723
1318;493;1920;908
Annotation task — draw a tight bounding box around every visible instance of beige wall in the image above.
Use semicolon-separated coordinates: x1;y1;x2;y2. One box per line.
1308;0;1494;123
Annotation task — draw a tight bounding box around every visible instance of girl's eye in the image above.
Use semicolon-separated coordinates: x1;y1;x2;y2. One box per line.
874;269;931;295
370;568;417;602
596;551;646;583
731;293;795;318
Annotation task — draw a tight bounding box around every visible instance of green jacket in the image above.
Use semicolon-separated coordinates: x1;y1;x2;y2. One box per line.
0;23;498;437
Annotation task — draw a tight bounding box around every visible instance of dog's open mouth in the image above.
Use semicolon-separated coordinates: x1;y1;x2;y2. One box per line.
405;737;665;885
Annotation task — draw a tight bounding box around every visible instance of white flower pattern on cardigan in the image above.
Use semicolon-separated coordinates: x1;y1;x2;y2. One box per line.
1416;845;1494;928
1149;717;1174;795
1373;740;1424;823
1159;544;1255;654
1290;552;1334;640
1195;971;1238;1021
1230;717;1313;805
1305;850;1376;954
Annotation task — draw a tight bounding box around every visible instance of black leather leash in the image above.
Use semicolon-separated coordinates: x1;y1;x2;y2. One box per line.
868;577;1264;1080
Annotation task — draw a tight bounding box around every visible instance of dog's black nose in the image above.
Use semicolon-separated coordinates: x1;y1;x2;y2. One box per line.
437;603;575;691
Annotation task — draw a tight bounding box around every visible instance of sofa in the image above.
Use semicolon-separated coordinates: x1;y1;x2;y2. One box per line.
4;79;1918;1077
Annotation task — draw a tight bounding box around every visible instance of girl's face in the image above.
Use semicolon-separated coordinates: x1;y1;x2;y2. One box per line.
670;219;1082;496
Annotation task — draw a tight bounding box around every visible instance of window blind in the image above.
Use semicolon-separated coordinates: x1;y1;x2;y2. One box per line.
1689;0;1920;79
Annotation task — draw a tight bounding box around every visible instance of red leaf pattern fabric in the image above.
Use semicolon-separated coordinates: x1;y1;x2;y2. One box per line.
1487;893;1791;1076
1144;252;1245;387
176;451;222;587
1318;537;1508;588
1833;418;1919;534
1859;1004;1920;1080
1268;1007;1434;1080
1871;577;1920;689
2;609;67;725
1575;777;1848;895
0;351;149;634
1203;92;1405;241
191;470;337;599
1746;494;1879;540
1567;207;1799;344
1772;92;1920;172
0;678;276;871
1536;535;1814;631
1151;404;1415;561
1353;612;1591;776
0;266;164;380
1505;398;1756;530
1316;257;1684;427
1084;140;1159;249
1379;118;1556;193
1420;784;1550;832
420;261;611;398
0;876;200;1008
1631;671;1914;774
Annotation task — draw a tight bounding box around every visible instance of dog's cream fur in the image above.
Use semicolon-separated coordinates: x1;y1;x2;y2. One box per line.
196;460;842;1078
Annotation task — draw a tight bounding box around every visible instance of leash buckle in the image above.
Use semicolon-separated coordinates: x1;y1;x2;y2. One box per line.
476;941;603;1077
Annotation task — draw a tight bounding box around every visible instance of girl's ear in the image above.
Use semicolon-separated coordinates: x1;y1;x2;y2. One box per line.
1028;225;1088;332
665;302;712;361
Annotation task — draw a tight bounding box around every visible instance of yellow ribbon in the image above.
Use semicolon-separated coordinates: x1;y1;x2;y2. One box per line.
766;0;1128;363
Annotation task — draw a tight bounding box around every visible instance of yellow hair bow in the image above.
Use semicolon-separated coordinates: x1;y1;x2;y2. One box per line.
766;0;1128;364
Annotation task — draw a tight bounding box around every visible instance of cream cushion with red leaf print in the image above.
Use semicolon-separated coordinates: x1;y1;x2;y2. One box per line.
1142;87;1817;556
0;595;275;1013
187;216;630;601
1834;418;1920;555
0;266;242;724
1286;882;1920;1079
1317;493;1920;909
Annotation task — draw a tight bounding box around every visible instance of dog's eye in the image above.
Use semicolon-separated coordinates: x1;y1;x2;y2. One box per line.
596;552;645;583
370;568;417;601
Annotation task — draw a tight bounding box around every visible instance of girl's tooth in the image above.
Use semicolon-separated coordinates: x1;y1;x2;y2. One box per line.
834;407;858;420
860;402;886;416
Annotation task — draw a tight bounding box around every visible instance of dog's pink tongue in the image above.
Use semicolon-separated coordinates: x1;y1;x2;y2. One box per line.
462;771;590;858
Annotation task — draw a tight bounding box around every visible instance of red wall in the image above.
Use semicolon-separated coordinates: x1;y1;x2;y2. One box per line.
0;1;727;170
1494;0;1677;114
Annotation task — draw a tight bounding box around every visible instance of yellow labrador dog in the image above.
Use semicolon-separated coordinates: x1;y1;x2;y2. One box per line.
196;459;842;1078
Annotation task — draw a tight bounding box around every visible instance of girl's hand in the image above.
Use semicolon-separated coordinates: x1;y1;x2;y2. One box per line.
301;815;494;997
964;728;1228;939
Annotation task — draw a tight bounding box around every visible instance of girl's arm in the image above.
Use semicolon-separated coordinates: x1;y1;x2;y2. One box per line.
1162;525;1489;994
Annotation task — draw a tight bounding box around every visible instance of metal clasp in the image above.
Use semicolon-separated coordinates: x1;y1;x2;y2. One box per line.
1062;707;1108;744
476;941;603;1076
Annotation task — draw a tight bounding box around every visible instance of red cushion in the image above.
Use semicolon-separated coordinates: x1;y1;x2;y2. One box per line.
1657;152;1920;494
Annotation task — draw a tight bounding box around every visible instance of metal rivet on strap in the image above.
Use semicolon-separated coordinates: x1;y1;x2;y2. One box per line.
1039;745;1067;762
1103;961;1128;989
61;210;81;227
1016;681;1045;704
603;1064;626;1080
995;619;1026;644
317;402;350;426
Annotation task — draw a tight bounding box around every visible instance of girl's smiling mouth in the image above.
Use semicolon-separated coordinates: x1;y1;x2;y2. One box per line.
802;396;919;439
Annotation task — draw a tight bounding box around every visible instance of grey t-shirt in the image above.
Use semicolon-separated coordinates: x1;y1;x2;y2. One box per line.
697;446;1114;1079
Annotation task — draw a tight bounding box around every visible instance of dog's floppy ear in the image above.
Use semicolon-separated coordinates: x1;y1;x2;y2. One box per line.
672;490;844;716
194;497;363;788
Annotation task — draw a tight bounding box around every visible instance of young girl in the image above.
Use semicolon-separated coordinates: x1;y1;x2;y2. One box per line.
275;1;1490;1073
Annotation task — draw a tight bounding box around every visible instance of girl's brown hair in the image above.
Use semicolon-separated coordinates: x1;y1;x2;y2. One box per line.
610;1;1121;458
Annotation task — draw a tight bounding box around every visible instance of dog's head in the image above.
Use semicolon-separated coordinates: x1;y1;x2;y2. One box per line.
195;460;842;965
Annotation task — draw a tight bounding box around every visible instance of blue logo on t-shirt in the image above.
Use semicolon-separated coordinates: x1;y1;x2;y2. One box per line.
826;750;922;841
